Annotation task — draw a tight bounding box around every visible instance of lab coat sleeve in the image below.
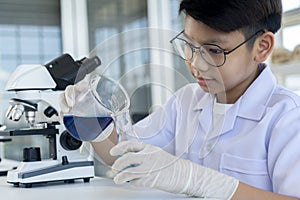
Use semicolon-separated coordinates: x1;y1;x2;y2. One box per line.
128;94;178;154
268;107;300;197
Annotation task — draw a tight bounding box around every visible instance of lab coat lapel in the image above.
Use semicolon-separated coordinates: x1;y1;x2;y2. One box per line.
193;64;276;140
195;93;214;135
218;101;240;136
203;100;240;141
212;64;276;138
194;91;240;140
237;65;276;120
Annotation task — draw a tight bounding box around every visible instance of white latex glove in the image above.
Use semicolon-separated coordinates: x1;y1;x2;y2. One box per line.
110;140;239;199
59;74;114;142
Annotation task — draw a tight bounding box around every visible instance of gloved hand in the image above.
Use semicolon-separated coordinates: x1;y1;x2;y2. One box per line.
110;140;239;199
59;74;114;142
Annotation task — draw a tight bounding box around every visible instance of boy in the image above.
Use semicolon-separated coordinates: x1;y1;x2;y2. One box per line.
60;0;300;199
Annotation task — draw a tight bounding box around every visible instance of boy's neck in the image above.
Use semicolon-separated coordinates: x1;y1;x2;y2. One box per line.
216;65;261;104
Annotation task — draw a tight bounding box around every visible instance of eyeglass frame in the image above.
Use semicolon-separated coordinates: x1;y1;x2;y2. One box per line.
170;29;265;67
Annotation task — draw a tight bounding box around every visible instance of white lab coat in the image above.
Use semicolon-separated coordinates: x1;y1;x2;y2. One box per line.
131;64;300;197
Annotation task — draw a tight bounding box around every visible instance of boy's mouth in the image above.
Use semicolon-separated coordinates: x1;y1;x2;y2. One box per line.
196;77;214;86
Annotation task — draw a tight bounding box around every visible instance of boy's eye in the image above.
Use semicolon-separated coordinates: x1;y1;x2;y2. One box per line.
202;44;224;55
208;48;223;54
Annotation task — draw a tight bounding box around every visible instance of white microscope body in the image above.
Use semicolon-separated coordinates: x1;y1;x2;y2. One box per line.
1;54;100;187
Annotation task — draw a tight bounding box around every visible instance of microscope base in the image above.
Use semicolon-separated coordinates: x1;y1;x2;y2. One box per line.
0;159;18;176
7;159;94;188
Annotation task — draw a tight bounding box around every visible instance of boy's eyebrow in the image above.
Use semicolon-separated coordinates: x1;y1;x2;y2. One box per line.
183;31;229;45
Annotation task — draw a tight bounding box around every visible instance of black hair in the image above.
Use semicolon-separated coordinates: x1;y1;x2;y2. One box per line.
179;0;282;47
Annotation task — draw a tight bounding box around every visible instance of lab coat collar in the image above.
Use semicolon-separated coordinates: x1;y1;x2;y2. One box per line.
237;63;276;120
194;63;276;120
193;63;276;138
193;92;214;111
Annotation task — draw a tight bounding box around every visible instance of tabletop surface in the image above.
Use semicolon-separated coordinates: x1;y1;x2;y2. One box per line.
0;158;218;200
0;175;186;200
0;174;217;200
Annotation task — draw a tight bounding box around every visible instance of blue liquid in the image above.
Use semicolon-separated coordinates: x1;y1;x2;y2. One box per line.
63;115;113;141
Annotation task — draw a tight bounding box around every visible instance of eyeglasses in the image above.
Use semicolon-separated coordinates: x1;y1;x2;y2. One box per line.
170;29;264;67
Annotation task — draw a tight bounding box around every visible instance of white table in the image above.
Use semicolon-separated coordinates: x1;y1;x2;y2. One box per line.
0;175;216;200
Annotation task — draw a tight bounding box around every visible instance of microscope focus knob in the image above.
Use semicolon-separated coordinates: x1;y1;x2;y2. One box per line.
23;147;41;162
60;131;82;151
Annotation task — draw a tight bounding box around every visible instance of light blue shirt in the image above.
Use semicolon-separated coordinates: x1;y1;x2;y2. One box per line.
132;64;300;197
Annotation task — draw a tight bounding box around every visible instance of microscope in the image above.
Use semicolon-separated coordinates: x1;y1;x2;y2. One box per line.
0;54;100;187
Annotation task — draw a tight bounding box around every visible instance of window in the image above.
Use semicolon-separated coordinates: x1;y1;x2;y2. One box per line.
0;0;62;161
281;1;300;51
282;24;300;51
282;0;300;12
170;0;194;89
0;0;62;90
87;0;151;122
273;0;300;95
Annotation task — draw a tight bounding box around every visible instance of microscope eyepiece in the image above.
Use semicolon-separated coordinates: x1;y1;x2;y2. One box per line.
45;54;101;90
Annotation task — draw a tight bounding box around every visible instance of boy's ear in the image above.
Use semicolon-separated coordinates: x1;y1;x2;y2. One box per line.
254;32;274;62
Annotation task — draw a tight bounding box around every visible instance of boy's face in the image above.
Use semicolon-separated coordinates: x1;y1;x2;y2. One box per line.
184;15;260;103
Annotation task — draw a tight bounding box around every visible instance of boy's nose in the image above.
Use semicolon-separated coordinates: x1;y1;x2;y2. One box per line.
190;53;210;73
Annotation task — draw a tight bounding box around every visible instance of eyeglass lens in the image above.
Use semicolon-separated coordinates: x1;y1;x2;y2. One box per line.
172;37;225;67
